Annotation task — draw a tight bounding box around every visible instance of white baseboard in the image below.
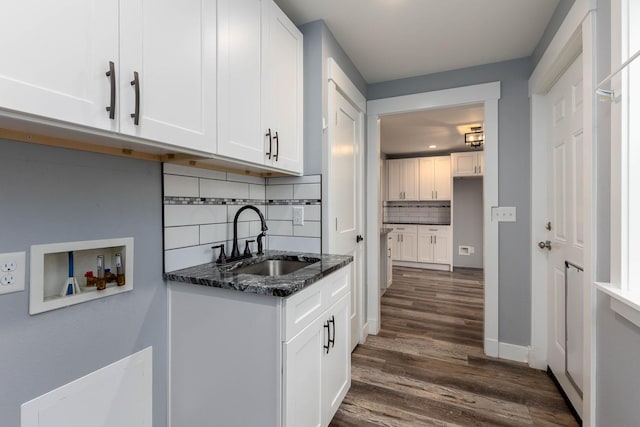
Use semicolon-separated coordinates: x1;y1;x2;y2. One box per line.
485;338;499;357
392;260;450;271
499;342;529;363
367;319;380;335
360;322;369;344
528;345;547;370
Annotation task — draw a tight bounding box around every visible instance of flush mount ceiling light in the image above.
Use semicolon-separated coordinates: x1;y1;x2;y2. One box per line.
464;126;484;147
428;145;437;149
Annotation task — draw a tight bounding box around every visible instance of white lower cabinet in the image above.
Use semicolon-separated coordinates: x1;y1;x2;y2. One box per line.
417;226;452;265
169;264;351;427
388;225;418;262
284;293;350;427
389;224;452;270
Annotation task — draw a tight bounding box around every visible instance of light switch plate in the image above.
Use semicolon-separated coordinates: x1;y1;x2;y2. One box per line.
491;206;517;222
293;207;304;226
0;251;26;295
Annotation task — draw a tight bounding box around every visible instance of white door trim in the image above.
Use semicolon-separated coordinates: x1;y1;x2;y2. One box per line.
366;82;501;358
325;58;366;345
529;0;596;425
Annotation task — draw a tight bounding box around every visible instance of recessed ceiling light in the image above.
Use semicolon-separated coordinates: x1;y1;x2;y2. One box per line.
429;145;437;149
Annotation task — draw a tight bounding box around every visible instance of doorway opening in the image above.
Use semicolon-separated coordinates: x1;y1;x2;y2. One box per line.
366;82;501;358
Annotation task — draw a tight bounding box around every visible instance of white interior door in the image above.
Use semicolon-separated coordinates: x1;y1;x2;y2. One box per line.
328;87;363;352
545;53;584;414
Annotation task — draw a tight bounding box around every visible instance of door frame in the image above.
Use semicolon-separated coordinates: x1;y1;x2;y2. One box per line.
366;82;501;357
529;0;596;424
324;58;367;344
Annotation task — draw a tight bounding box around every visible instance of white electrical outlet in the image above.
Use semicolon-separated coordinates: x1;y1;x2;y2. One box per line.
0;251;26;295
293;207;304;226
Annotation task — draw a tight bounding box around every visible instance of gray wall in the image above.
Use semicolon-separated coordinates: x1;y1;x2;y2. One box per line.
368;57;532;346
0;140;166;426
531;0;577;69
299;20;368;175
453;178;484;269
596;293;640;425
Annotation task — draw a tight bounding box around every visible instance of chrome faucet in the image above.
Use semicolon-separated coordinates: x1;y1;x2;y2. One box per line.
230;205;268;259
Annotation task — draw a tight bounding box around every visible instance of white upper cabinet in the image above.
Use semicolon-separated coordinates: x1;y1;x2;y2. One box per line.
387;158;419;201
451;151;484;177
419;156;451;201
262;0;304;173
217;0;264;164
218;0;303;174
0;0;216;154
0;0;119;131
119;0;217;153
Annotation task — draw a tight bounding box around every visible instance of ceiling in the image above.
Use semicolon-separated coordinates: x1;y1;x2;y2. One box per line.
380;104;485;156
274;0;560;84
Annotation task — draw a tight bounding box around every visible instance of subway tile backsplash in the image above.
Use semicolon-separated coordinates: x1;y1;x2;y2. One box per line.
163;164;322;271
383;201;451;225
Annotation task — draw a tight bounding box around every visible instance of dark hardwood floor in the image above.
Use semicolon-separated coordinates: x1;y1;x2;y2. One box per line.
330;266;578;426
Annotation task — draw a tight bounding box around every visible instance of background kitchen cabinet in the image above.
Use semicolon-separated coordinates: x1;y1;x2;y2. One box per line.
120;0;217;153
387;158;419;201
417;226;452;267
217;0;303;174
451;151;484;176
419;156;451;200
388;225;418;262
0;0;119;131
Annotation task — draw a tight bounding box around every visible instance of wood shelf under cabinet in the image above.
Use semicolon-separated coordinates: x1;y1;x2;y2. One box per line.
30;237;134;315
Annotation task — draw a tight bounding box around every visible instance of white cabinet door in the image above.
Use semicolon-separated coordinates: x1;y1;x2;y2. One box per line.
284;316;324;427
433;156;452;200
387;160;403;200
418;157;436;200
388;231;400;261
451;152;483;177
433;229;452;265
387;235;394;287
402;158;419;200
401;230;418;262
262;0;303;173
217;0;264;164
119;0;216;153
323;294;351;424
476;151;485;175
417;232;435;263
0;0;119;131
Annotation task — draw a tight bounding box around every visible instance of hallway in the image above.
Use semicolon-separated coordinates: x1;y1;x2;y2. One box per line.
330;267;578;426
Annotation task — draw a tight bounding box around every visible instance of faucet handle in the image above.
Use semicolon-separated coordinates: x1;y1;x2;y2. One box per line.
211;244;226;264
244;240;255;256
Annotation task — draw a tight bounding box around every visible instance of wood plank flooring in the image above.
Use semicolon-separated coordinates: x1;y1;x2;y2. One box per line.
330;267;578;426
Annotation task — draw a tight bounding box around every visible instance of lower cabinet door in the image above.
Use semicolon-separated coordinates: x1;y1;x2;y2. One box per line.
433;232;451;265
283;315;324;427
323;293;351;424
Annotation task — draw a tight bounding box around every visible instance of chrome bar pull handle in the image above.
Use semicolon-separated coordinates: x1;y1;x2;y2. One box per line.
130;71;140;125
105;61;116;119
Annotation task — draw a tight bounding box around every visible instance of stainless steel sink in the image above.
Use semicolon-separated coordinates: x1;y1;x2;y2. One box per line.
227;259;316;276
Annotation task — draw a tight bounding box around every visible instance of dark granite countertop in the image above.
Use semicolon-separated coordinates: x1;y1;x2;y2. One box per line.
164;250;353;297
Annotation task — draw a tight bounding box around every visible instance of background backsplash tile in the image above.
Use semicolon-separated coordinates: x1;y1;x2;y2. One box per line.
383;201;451;225
163;164;322;271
